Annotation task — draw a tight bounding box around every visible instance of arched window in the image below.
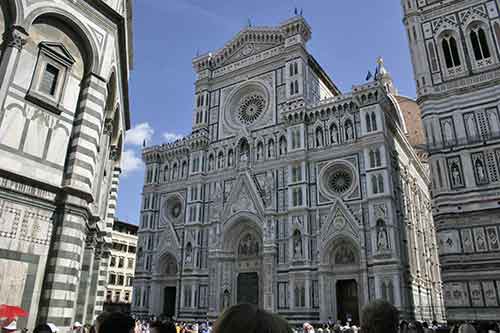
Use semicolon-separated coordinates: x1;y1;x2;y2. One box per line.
279;136;287;155
256;142;263;160
377;174;384;193
330;124;338;144
371;112;378;131
208;154;214;171
267;139;275;158
375;149;381;166
294;80;299;94
470;26;491;61
164;165;169;182
442;35;461;69
289;63;294;77
290;81;294;95
294;62;298;75
366;114;372;132
217;152;224;169
371;175;378;194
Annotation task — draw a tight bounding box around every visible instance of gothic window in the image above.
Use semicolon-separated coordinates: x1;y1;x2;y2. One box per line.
428;41;439;72
470;26;491;61
442;35;461;69
228;149;234;167
371;112;377;131
369;148;382;168
330;123;339;144
279;136;287;155
208;154;214;171
366;114;372;132
217;151;224;169
267;139;275;158
291;187;303;207
315;127;324;147
378;174;384;193
294;80;299;94
289;63;294;77
256;141;263;160
290;81;294;95
294;62;299;75
345;119;354;141
292;230;303;258
291;127;302;149
291;164;303;183
277;282;289;309
294;283;306;307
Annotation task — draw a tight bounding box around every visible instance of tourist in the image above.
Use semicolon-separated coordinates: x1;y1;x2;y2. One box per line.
2;320;17;333
73;322;83;332
99;312;135;333
33;324;56;333
360;299;399;333
94;312;111;333
213;303;291;333
408;321;424;333
458;323;476;333
150;321;176;333
303;323;315;333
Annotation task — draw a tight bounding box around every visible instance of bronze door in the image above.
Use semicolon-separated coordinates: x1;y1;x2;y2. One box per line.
237;272;259;305
336;279;359;325
163;287;176;317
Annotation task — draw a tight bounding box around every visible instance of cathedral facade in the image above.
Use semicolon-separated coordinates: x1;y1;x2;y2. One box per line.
134;17;445;324
402;0;500;322
0;0;132;331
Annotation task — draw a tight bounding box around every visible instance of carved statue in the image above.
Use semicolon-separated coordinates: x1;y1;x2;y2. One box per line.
345;122;353;141
377;227;389;251
451;164;461;186
475;159;486;181
293;232;303;258
316;129;323;147
335;245;355;265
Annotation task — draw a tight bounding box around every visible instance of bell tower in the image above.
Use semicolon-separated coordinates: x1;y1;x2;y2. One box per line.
402;0;500;323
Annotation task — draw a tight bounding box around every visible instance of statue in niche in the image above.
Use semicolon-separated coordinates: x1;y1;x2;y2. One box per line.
316;128;323;147
222;290;231;309
476;233;487;250
475;159;486;182
293;231;303;258
209;156;215;171
330;125;338;143
240;141;250;162
228;150;234;166
376;220;389;251
345;121;353;141
268;142;275;158
185;243;193;264
165;256;177;275
335;245;355;265
238;234;259;257
451;163;462;186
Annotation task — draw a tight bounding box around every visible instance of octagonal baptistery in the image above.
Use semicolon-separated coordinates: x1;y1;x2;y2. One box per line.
135;16;445;324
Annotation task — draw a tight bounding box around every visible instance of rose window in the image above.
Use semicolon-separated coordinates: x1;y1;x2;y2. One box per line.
237;94;266;125
328;168;353;194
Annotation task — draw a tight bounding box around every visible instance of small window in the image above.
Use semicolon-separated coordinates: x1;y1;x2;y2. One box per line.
39;63;59;96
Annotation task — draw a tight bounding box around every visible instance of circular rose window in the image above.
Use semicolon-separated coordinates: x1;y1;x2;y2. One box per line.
238;94;266;125
163;195;183;223
319;161;356;198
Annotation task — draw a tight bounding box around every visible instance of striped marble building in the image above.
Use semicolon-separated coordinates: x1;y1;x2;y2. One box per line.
0;0;132;331
403;0;500;322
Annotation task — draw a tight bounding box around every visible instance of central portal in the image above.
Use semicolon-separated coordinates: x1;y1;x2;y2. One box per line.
237;272;259;305
336;279;359;325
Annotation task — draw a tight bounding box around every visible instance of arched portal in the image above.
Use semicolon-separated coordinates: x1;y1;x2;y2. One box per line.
319;237;364;325
221;213;264;310
158;252;178;318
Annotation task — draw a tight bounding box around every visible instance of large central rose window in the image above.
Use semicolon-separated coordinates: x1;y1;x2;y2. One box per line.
328;168;353;194
238;94;266;125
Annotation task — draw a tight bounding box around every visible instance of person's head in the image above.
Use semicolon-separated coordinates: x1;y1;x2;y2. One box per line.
99;312;135;333
94;312;112;333
33;324;53;333
360;300;399;333
214;304;291;333
150;321;176;333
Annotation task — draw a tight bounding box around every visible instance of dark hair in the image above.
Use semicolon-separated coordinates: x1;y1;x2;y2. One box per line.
361;299;399;333
150;321;176;333
99;312;135;333
33;324;52;333
214;304;291;333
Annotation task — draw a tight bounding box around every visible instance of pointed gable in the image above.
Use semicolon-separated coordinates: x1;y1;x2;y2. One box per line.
321;200;360;246
222;172;266;220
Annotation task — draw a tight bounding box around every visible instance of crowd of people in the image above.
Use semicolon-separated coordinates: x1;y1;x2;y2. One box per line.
1;300;500;333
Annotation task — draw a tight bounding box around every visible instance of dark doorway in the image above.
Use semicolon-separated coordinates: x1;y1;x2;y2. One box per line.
336;279;359;325
163;287;176;318
237;272;259;305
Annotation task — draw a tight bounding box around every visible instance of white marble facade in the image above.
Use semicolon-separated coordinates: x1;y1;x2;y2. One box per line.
0;0;132;331
134;17;445;324
402;0;500;323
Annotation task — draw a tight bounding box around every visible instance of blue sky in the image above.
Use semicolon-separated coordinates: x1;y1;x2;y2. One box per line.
116;0;416;224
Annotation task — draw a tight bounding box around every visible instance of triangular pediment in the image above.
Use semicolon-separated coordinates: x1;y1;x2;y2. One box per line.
321;200;360;245
39;41;76;65
222;172;266;220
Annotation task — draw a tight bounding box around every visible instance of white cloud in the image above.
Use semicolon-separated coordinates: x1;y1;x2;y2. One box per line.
163;132;184;143
125;122;154;146
121;149;143;176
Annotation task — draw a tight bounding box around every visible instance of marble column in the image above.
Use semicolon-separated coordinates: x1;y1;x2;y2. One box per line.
0;26;28;106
